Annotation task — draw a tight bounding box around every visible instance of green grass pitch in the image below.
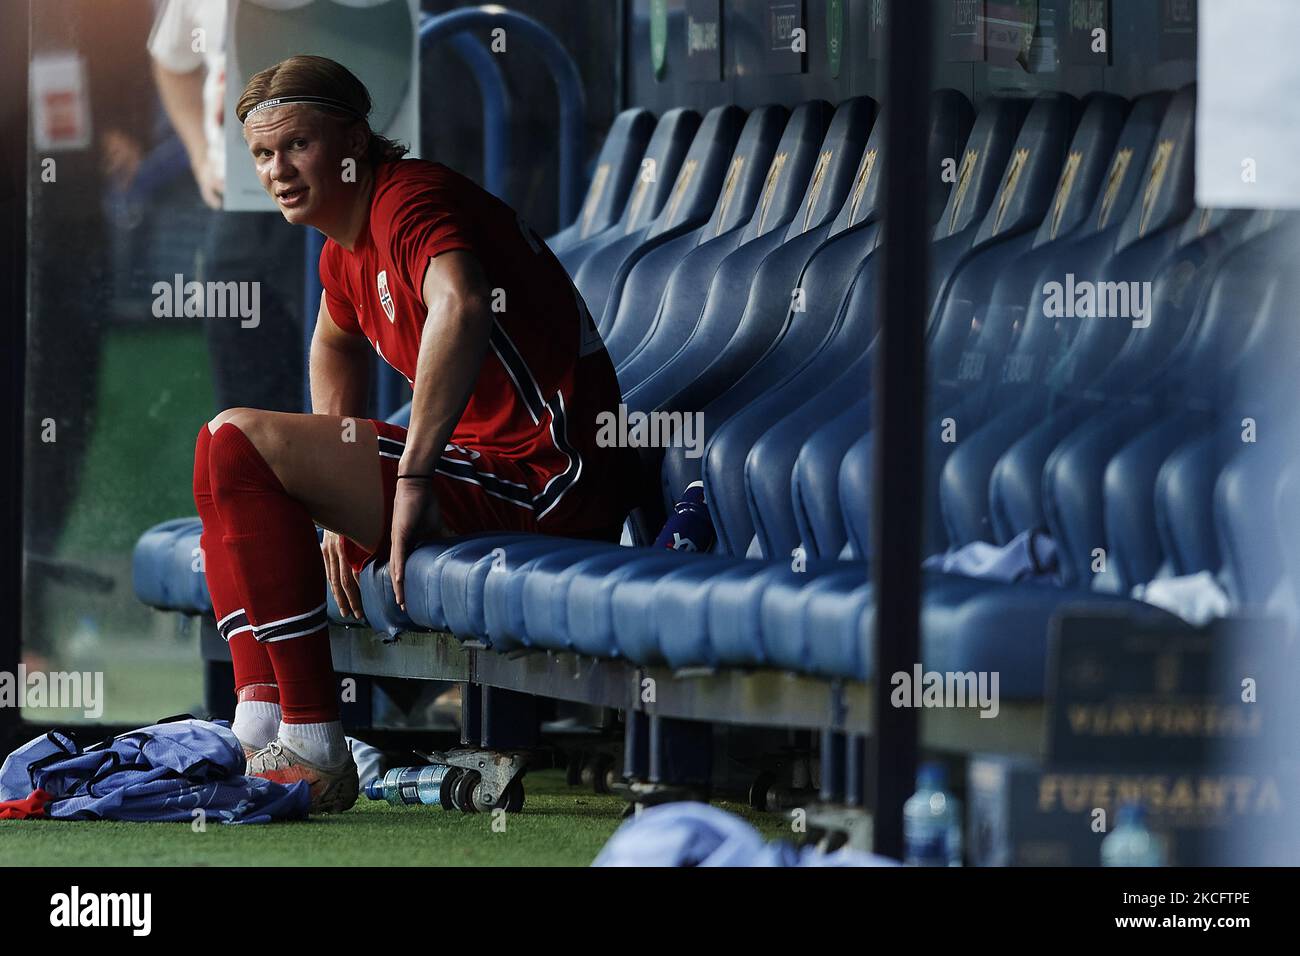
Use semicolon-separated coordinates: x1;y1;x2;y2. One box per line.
0;770;798;866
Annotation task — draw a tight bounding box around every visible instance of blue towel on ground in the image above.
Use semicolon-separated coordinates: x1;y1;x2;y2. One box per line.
0;717;310;823
591;801;896;866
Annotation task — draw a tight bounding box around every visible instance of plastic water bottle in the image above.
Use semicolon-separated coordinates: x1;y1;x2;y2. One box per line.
904;762;962;866
364;764;462;808
1102;802;1167;866
653;480;716;552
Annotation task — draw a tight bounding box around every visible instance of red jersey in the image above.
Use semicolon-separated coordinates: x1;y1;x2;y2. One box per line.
319;159;637;533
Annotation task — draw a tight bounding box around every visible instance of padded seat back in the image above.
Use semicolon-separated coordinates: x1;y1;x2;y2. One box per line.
558;107;700;275
573;104;746;319
698;95;1026;556
933;93;1130;407
981;88;1201;554
730;100;838;246
781;96;881;242
547;108;656;256
927;93;1082;385
605;99;867;410
613;97;877;383
993;92;1180;395
936;93;1175;549
772;94;1082;561
599;104;794;361
702;95;1034;561
1079;217;1287;592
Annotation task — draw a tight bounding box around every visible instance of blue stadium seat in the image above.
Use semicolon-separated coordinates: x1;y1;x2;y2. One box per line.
448;94;980;658
617;106;872;399
935;86;1197;559
800;91;1149;561
981;87;1201;568
1049;213;1287;593
1086;222;1295;612
391;97;940;653
598;100;817;365
133;515;370;626
131;517;209;614
695;93;1038;558
737;91;1088;562
377;97;1034;665
617;92;957;403
626;91;974;542
573;104;748;322
600;97;873;371
546;108;656;256
493;96;1052;666
556;107;701;276
499;91;1182;686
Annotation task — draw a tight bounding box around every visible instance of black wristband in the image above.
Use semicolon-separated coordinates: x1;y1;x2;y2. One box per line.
397;474;436;481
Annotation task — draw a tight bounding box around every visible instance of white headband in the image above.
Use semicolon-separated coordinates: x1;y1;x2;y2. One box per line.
241;95;362;123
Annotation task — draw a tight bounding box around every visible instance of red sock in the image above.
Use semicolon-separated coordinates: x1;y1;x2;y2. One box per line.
207;422;339;724
193;423;276;693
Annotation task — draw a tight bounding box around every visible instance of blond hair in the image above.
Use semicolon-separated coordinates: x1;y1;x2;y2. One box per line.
237;54;408;165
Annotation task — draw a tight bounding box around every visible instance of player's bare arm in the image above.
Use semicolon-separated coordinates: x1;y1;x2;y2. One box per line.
309;292;371;418
152;59;222;208
388;250;496;612
309;292;374;619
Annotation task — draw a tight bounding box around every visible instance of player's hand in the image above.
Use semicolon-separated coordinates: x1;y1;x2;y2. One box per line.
389;479;445;613
101;129;143;190
193;159;224;210
321;530;363;620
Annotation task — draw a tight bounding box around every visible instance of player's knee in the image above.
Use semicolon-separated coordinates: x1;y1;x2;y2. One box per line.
209;407;281;471
207;415;284;506
207;406;259;436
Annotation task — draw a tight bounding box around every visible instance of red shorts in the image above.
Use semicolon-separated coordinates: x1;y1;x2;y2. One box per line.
341;419;620;575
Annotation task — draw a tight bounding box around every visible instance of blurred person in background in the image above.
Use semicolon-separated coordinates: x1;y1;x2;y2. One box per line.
149;0;306;415
25;0;158;660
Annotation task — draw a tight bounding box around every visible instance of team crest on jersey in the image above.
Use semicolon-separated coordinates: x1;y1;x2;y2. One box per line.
376;270;396;323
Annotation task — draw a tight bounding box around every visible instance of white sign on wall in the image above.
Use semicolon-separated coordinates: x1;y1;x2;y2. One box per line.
223;0;420;211
30;52;92;152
